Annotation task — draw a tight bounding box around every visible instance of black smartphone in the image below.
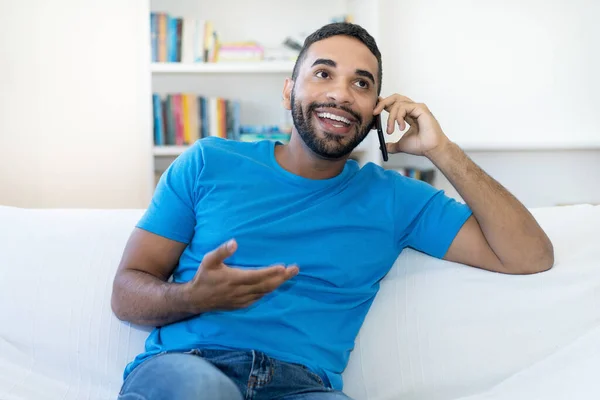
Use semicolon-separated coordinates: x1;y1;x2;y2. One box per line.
373;114;388;162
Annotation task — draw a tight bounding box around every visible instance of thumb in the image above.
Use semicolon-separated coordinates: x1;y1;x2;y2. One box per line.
386;131;415;154
201;239;237;270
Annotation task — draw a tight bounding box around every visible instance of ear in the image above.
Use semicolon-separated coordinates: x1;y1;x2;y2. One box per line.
282;77;293;111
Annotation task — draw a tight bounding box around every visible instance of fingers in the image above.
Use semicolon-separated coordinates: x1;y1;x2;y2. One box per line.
201;239;237;270
228;273;292;309
373;94;415;115
230;264;298;286
386;120;420;154
230;264;298;296
386;105;399;134
372;96;391;115
375;96;424;134
244;273;294;296
404;116;417;135
226;266;297;309
387;105;408;134
386;131;414;154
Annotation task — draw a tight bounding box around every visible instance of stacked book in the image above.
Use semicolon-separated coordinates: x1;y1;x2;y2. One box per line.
152;94;292;146
150;12;217;63
152;93;240;145
396;168;435;184
150;12;298;63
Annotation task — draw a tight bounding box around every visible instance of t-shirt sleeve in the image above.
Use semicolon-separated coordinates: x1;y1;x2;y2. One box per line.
394;174;473;259
136;142;203;244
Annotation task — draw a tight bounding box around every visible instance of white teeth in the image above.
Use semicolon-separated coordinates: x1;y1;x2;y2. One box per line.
316;112;351;125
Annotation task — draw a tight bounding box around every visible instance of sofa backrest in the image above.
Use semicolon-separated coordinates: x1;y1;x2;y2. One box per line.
344;205;600;399
0;204;599;400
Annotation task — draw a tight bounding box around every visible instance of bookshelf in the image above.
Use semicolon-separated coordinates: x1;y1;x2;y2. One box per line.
152;145;191;156
149;0;383;186
151;61;296;74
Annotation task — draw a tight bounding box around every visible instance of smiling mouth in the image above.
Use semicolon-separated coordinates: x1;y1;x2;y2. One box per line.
313;111;357;135
316;111;352;126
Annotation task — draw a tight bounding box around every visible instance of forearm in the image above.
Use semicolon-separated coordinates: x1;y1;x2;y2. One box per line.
427;141;554;271
111;269;195;327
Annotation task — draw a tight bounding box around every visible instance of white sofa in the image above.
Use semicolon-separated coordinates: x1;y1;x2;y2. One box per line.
0;204;599;400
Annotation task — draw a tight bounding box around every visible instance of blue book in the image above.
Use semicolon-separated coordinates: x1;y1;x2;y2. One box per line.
150;13;158;62
165;95;176;145
152;94;164;145
233;101;241;140
199;97;209;138
167;16;178;62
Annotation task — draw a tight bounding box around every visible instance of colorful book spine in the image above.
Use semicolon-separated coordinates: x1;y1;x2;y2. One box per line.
173;94;184;145
152;94;164;145
150;12;213;63
181;94;191;144
157;13;167;62
150;13;158;62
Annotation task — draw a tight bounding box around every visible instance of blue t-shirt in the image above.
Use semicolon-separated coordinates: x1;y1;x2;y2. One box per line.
124;137;472;390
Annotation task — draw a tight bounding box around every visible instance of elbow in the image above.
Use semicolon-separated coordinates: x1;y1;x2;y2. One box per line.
542;239;555;270
522;253;554;275
505;238;555;275
534;236;555;273
110;278;128;322
111;296;125;321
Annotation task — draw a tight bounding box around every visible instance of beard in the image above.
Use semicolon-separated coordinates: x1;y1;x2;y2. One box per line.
290;90;373;160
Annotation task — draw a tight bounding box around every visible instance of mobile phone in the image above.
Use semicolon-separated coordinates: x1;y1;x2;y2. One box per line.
372;114;388;162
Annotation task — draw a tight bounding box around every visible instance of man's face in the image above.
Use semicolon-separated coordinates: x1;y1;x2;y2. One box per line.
287;35;380;160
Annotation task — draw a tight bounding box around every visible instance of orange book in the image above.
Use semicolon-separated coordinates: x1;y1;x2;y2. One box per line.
220;98;227;138
158;13;167;62
182;94;191;144
189;96;200;142
216;98;222;138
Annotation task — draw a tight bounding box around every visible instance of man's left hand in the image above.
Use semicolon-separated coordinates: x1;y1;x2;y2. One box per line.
373;94;451;158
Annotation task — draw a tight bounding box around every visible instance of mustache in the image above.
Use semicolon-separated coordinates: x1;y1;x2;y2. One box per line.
306;102;363;125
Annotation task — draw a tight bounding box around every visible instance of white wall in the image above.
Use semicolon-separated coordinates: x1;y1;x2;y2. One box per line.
379;0;600;207
0;0;153;208
387;151;600;207
2;0;597;209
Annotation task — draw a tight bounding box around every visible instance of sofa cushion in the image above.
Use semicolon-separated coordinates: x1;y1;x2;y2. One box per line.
0;207;149;400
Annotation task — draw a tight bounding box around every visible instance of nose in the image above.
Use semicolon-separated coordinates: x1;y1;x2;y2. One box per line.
326;80;354;105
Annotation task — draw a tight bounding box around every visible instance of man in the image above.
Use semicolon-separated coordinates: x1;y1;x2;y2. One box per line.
112;22;553;400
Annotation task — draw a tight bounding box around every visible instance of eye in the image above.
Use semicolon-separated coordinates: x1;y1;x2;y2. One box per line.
315;70;330;79
354;79;369;89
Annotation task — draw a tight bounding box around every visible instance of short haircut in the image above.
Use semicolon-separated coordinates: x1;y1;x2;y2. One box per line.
291;22;383;95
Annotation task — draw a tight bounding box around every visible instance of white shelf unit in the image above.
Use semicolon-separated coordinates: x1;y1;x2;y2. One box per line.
152;145;190;156
151;61;296;74
150;0;383;184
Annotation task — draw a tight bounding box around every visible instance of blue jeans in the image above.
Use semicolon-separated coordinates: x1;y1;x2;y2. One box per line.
118;348;353;400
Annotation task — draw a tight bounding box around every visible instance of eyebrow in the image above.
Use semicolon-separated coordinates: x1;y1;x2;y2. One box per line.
310;58;376;86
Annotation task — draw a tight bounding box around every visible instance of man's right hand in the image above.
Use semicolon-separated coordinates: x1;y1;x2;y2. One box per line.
184;239;299;313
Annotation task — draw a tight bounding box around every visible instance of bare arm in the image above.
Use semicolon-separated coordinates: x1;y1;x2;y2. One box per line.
111;229;299;327
376;93;554;275
430;142;554;274
111;228;193;326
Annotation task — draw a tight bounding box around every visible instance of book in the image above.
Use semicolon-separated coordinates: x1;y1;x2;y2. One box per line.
152;93;243;145
150;12;214;63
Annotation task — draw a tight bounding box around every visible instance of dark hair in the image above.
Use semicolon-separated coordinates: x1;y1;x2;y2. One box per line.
291;22;382;95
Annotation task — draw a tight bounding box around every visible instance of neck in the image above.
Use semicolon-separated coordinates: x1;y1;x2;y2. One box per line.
274;131;348;180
